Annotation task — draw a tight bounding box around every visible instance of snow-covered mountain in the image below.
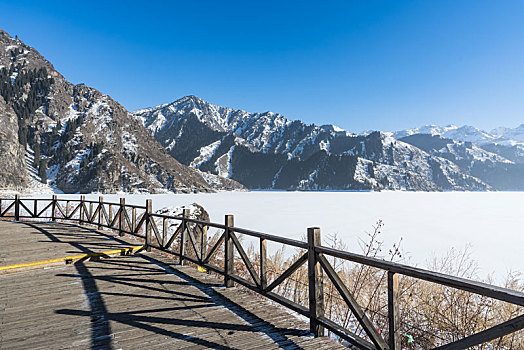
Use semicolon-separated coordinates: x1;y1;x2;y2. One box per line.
490;124;524;145
392;125;498;145
394;124;524;146
133;96;492;191
0;29;245;193
398;134;524;190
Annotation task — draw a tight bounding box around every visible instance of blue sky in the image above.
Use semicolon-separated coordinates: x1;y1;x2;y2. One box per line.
1;0;523;132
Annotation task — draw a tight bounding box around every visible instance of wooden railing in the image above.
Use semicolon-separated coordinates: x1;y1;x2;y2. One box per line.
1;194;523;349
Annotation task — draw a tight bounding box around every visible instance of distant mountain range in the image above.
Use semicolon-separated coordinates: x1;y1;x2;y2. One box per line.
132;96;524;191
1;28;523;193
392;124;524;146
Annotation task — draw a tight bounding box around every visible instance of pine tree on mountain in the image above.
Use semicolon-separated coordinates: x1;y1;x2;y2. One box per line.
18;122;27;148
39;159;47;184
33;143;40;168
56;120;62;133
80;155;89;169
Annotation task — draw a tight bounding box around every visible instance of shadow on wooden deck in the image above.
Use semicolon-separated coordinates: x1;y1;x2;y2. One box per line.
0;221;343;349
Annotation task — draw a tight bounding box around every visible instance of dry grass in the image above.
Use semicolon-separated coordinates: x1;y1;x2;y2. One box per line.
220;221;524;349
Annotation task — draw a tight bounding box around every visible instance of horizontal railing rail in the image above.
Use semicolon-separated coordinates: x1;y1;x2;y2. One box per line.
0;194;522;350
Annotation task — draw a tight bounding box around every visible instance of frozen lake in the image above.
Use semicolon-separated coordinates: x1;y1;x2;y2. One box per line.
38;191;524;283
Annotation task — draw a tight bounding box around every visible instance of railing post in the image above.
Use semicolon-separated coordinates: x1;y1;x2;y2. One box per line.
66;200;70;218
132;206;136;233
308;227;324;337
14;194;20;221
79;195;85;224
89;202;93;223
33;199;37;218
224;214;234;288
179;209;190;265
388;271;400;350
260;238;267;290
51;195;57;221
162;217;168;247
201;224;207;262
108;204;113;228
98;196;103;229
119;198;125;236
145;199;152;252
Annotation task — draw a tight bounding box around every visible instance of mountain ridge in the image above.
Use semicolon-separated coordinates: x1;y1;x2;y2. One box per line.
133;96;503;191
0;30;245;194
392;123;524;146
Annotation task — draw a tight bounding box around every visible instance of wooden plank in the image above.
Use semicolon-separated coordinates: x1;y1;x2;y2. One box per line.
317;316;376;350
67;202;81;220
224;214;234;287
119;198;125;236
308;227;324;337
55;201;68;218
134;212;146;234
4;230;347;350
260;238;267;290
98;196;104;229
231;226;308;249
145;199;152;252
131;206;136;232
0;200;15;217
164;223;183;250
203;230;225;264
110;208;121;228
185;223;203;262
433;314;524;350
36;200;53;217
150;217;162;245
388;272;400;350
265;253;307;292
162;217;168;247
179;209;190;264
51;195;57;221
230;231;260;286
18;200;34;217
14;194;19;220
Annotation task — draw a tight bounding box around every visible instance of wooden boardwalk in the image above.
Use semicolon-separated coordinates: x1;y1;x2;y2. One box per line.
0;221;344;349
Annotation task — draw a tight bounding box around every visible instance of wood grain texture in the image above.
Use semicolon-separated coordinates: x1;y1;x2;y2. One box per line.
0;221;344;350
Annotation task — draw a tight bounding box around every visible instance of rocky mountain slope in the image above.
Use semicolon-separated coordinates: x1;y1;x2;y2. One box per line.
398;134;524;190
133;96;491;191
393;124;524;165
0;29;244;193
0;95;27;191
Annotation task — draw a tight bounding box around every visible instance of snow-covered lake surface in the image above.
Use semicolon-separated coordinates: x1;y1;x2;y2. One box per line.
32;191;524;283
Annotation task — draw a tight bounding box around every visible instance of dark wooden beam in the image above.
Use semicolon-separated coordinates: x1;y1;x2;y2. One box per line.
265;253;308;292
308;227;324;337
318;254;388;350
388;272;400;350
224;214;234;288
433;314;524;350
230;231;260;287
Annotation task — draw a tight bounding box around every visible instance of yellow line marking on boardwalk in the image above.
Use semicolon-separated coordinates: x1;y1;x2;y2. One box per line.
0;246;145;272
